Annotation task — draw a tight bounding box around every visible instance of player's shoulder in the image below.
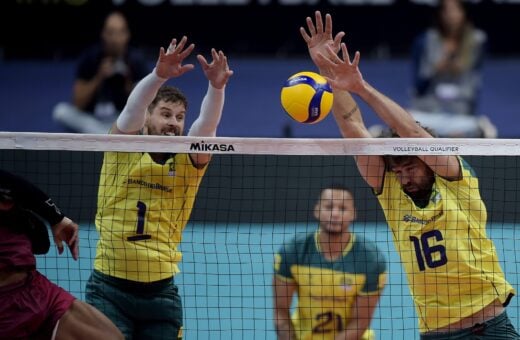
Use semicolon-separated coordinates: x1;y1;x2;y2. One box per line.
439;156;478;187
175;153;202;169
283;231;311;247
352;234;387;265
278;232;313;257
353;234;378;251
103;150;141;161
295;231;313;244
459;157;477;177
174;153;190;161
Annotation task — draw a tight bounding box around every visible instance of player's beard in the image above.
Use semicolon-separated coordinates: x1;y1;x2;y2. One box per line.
325;229;344;237
147;125;181;137
147;126;180;163
404;175;435;205
321;223;345;236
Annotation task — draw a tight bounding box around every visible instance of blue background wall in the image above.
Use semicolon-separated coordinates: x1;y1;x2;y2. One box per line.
1;58;519;138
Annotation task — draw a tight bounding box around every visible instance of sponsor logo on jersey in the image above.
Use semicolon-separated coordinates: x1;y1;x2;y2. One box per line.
125;178;172;193
403;211;443;225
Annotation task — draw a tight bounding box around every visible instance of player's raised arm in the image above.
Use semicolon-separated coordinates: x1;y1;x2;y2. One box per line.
321;43;460;180
301;12;385;191
300;11;344;78
300;11;367;136
113;36;195;135
188;48;233;167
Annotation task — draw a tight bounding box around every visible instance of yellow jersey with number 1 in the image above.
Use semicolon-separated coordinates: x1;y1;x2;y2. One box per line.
94;151;206;282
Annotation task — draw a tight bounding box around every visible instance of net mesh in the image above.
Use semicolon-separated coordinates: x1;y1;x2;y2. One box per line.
1;132;519;339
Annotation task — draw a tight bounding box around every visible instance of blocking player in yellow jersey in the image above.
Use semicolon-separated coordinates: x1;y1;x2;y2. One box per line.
273;184;387;340
85;36;233;339
304;11;519;339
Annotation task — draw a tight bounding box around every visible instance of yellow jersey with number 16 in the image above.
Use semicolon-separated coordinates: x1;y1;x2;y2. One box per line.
94;151;206;282
377;157;514;333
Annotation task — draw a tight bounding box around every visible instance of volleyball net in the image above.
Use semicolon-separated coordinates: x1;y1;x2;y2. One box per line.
1;132;519;339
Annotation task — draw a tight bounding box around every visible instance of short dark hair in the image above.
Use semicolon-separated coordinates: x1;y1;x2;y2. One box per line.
148;86;188;113
379;123;438;138
385;155;417;168
319;183;354;200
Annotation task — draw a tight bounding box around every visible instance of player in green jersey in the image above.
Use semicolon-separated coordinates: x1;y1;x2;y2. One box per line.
273;184;387;339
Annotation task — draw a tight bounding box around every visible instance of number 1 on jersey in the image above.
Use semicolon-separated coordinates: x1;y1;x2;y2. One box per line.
127;200;152;241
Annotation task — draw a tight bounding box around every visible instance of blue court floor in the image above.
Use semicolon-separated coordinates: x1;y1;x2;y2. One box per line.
38;222;520;339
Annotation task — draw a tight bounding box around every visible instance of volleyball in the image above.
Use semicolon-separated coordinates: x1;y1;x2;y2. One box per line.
280;71;333;124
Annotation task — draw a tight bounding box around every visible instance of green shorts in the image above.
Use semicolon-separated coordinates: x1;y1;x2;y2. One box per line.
86;270;182;339
420;311;519;340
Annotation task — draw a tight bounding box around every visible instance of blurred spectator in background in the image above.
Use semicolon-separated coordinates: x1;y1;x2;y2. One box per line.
407;0;497;138
53;11;149;134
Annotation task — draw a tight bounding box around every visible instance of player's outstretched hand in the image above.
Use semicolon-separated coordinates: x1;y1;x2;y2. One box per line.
319;43;365;94
197;48;234;89
155;36;196;79
51;216;79;261
300;11;344;76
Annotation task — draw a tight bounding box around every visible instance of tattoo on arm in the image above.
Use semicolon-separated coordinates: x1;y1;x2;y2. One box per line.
342;104;359;120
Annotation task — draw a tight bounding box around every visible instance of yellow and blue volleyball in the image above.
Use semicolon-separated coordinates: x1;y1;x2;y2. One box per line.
280;71;333;124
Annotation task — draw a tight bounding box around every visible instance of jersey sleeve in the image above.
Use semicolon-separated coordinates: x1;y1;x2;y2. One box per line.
452;156;479;191
442;156;487;225
360;243;387;295
274;239;298;282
